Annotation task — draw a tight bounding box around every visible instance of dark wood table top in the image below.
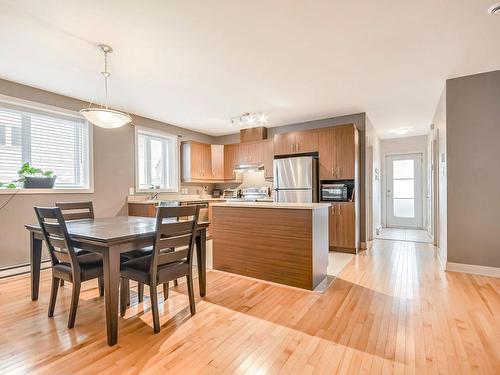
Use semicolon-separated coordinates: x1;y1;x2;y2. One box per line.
25;216;209;244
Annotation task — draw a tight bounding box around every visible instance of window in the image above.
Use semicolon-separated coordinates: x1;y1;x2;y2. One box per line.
135;127;179;192
0;102;91;190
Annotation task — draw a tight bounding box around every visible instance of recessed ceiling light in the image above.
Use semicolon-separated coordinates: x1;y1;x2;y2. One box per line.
488;2;500;14
389;127;411;135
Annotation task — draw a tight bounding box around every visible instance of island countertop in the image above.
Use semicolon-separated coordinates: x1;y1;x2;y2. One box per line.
210;201;330;210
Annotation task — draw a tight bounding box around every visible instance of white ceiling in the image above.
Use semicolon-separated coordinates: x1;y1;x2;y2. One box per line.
0;1;499;138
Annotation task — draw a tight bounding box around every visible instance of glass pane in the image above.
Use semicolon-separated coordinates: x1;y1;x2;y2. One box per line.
393;159;414;179
394;180;414;198
394;199;414;218
149;138;164;189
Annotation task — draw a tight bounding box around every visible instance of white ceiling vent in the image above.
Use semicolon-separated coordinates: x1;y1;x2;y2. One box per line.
488;2;500;14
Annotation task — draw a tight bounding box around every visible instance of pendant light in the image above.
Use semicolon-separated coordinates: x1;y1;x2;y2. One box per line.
80;44;132;128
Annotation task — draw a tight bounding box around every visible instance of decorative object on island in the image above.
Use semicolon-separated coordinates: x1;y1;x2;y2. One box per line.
0;162;56;189
80;44;132;129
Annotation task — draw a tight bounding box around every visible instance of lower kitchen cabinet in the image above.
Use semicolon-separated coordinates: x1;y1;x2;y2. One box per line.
329;202;357;253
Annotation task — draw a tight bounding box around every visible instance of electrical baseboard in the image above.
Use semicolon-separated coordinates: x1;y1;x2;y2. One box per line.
0;260;51;279
446;262;500;278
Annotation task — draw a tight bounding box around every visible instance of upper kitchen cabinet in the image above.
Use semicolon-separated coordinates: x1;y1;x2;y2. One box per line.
211;145;225;180
318;124;358;180
223;139;274;180
273;131;318;155
223;143;239;180
262;139;274;178
182;141;220;182
274;132;298;155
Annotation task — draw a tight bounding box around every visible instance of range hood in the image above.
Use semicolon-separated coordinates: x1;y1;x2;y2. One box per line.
233;163;265;182
233;163;264;173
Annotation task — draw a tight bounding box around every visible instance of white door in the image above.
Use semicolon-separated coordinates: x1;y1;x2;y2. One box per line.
386;153;423;228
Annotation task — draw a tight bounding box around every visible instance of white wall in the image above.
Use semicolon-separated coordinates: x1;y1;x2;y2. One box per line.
365;117;381;240
380;135;429;228
431;87;447;266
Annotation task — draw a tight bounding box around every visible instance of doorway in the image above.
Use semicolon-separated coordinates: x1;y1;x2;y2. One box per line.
385;153;423;228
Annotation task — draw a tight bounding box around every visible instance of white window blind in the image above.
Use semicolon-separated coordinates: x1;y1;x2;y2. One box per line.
0;103;90;189
135;127;178;192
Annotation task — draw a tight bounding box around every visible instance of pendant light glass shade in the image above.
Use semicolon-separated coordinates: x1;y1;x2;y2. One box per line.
81;44;131;129
80;108;132;129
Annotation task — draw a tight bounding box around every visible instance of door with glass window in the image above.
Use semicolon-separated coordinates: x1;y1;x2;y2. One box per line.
386;153;423;228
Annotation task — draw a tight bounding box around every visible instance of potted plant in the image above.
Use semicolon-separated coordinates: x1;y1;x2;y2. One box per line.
18;162;57;189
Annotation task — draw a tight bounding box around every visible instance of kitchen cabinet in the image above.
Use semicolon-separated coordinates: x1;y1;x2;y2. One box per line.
223;140;274;180
318;125;358;180
182;141;212;181
329;202;357;252
224;143;239;180
263;139;274;178
211;145;224;180
274;131;318;155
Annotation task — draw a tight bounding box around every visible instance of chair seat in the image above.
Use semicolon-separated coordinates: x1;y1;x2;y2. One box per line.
121;255;189;285
121;246;153;260
54;252;103;282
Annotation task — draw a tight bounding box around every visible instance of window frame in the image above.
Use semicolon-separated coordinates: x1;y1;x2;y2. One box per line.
0;95;94;195
134;125;180;193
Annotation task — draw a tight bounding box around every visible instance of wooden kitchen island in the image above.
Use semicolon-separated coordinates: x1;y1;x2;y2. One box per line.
211;202;330;290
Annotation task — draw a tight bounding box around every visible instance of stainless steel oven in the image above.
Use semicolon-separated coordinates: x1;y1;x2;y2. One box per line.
320;183;349;202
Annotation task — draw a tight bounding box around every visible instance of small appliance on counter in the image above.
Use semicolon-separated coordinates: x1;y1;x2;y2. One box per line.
212;189;222;198
223;188;240;199
320;180;355;202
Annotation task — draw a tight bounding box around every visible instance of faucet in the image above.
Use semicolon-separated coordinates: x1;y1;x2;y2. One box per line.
149;192;159;201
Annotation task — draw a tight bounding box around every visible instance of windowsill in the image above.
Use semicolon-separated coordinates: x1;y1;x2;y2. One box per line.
0;188;94;195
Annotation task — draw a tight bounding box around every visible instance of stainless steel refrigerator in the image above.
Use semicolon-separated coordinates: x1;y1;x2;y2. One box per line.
273;156;318;203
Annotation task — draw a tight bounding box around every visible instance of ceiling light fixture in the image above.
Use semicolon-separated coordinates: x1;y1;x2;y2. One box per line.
230;112;268;128
80;44;132;129
389;127;411;136
488;2;500;14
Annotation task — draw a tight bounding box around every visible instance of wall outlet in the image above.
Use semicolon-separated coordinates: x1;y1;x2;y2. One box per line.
129;187;135;195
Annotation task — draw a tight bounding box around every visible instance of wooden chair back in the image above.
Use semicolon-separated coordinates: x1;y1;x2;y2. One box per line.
55;201;94;221
34;207;79;272
150;205;200;275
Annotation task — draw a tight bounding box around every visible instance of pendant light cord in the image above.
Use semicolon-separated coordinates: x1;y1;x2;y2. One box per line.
102;50;110;109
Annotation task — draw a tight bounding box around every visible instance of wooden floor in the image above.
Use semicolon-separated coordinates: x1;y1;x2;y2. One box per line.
0;240;499;374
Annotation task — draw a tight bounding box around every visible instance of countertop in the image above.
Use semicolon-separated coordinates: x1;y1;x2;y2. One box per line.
211;202;330;210
128;196;227;204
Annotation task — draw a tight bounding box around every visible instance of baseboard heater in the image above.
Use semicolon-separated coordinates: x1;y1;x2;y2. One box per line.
0;259;51;279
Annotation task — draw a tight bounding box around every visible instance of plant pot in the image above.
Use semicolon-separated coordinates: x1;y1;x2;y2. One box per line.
23;176;56;189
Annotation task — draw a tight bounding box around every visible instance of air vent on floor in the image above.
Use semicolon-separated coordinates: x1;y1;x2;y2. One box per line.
488;2;500;14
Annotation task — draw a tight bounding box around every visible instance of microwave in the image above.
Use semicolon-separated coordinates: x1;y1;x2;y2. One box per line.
320;181;353;202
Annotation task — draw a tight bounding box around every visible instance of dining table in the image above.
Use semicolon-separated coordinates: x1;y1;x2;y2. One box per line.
25;215;209;346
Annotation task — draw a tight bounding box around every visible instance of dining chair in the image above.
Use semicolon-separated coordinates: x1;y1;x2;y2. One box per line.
119;205;200;333
55;200;152;299
55;201;94;220
34;207;104;328
55;201;95;288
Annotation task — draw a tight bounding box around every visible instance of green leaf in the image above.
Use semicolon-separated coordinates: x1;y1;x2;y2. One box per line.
42;170;53;176
7;183;17;189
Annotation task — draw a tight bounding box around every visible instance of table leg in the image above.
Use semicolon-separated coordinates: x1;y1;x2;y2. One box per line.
30;232;43;301
102;246;120;346
196;228;207;297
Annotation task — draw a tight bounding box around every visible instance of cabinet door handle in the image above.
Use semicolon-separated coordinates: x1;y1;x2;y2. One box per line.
290;144;294;152
339;205;341;215
296;143;299;152
338;167;341;177
332;204;335;215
